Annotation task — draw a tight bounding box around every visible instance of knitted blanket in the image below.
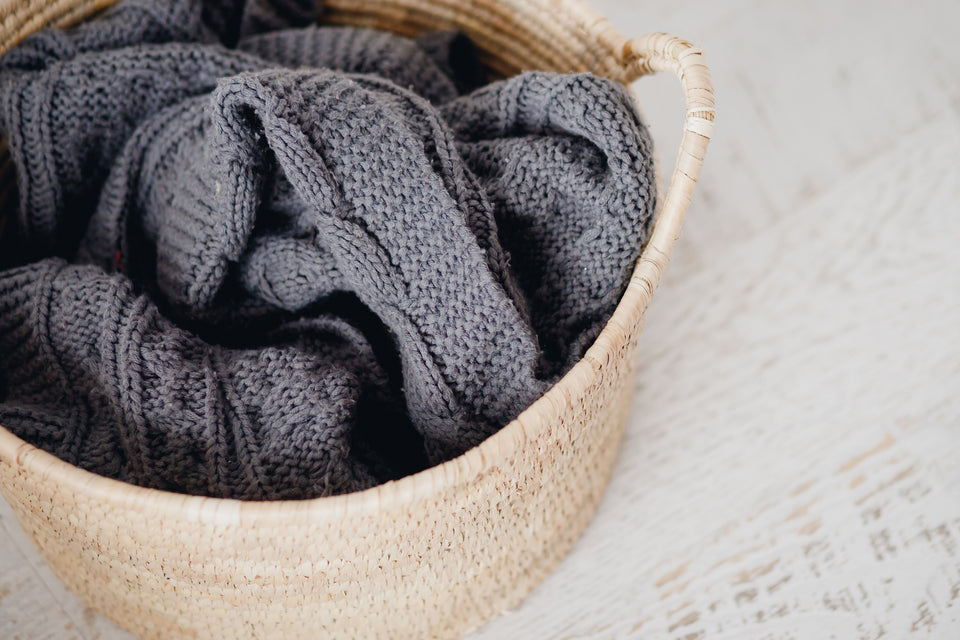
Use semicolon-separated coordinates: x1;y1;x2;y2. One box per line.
0;0;656;499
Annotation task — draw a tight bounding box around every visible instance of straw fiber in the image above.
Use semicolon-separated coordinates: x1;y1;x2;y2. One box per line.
0;1;713;638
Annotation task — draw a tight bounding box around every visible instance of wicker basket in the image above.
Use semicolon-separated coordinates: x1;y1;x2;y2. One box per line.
0;1;713;638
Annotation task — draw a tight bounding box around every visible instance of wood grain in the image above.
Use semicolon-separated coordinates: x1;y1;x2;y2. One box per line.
3;0;960;638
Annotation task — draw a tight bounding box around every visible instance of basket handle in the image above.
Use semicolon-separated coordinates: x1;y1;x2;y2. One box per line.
617;33;715;302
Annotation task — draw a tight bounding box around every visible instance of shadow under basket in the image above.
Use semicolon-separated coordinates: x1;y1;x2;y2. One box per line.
0;1;714;638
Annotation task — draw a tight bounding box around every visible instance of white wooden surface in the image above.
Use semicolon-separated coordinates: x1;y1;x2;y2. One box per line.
3;0;960;638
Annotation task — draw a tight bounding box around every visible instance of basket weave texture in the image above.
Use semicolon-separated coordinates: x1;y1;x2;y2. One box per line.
0;1;714;638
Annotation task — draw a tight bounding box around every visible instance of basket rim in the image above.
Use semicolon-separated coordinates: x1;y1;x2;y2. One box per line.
0;0;714;526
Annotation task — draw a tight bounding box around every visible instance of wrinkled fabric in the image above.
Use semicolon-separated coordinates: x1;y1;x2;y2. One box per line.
0;0;657;499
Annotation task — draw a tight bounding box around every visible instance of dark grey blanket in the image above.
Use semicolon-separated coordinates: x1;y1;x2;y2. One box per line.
0;0;656;499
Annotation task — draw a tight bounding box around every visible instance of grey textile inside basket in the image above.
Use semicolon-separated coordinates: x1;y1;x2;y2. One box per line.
0;0;656;499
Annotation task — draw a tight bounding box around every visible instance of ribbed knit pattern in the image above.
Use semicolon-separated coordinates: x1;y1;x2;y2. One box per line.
0;0;657;499
440;73;658;376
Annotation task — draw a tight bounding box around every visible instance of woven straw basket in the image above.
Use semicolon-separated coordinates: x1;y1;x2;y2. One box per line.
0;0;713;638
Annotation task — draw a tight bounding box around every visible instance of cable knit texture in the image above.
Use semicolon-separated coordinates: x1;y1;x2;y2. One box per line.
0;0;657;499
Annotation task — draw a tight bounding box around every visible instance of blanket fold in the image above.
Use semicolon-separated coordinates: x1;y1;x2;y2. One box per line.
0;0;657;499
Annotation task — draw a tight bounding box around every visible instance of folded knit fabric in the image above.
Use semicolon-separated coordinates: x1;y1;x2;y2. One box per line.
0;0;657;499
0;259;395;499
86;66;545;462
441;73;657;377
0;3;465;259
0;0;320;63
239;27;485;103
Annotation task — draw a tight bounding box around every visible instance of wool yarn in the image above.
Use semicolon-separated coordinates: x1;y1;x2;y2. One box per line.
0;0;657;499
